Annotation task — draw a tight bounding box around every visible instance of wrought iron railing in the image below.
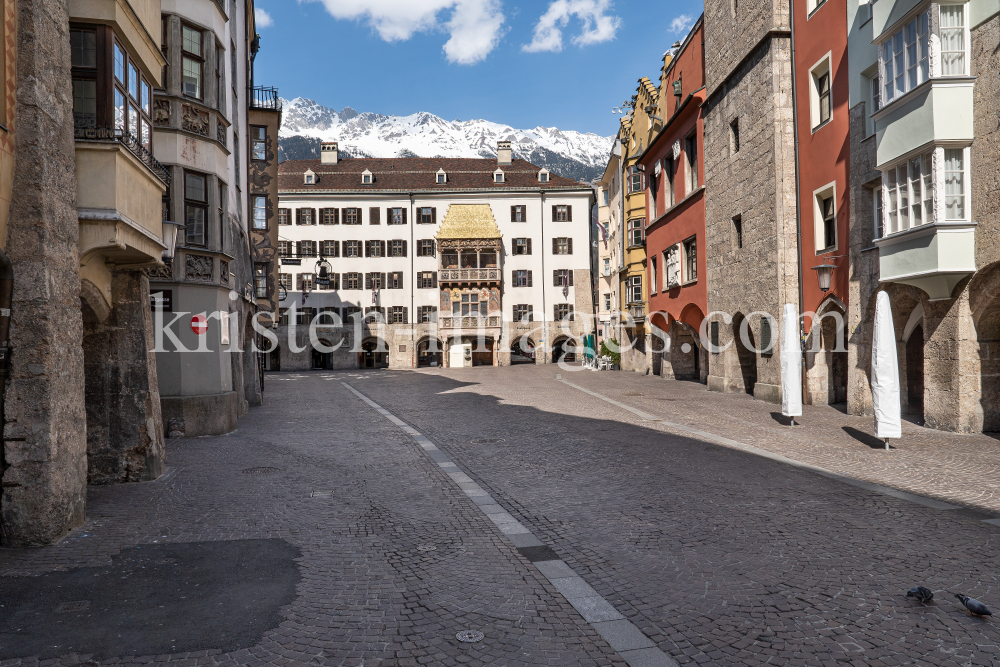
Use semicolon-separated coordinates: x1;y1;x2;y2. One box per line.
438;268;501;282
250;86;281;111
74;127;170;185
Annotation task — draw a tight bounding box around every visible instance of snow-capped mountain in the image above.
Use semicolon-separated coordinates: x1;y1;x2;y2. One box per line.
277;98;615;184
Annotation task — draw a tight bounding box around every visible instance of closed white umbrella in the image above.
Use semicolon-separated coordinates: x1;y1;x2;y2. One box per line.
871;291;902;448
781;304;803;424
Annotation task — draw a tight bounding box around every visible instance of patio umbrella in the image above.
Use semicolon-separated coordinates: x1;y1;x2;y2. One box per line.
780;304;803;424
871;291;902;448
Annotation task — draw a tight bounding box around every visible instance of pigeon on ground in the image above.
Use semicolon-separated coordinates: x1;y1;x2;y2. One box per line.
955;594;993;617
906;586;934;604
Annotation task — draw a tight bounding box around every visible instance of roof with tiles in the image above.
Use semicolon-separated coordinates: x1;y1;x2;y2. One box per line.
435;205;503;240
278;157;586;193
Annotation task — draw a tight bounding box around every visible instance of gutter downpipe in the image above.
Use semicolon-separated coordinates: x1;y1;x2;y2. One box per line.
789;0;807;405
0;247;13;484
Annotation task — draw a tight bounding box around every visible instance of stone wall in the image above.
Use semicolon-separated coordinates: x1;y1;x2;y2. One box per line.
83;271;164;484
1;0;88;546
702;34;798;404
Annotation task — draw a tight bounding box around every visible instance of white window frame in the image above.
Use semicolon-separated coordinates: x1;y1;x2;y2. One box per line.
939;4;969;76
493;169;505;183
362;169;373;184
873;183;884;239
943;146;970;221
436;168;447;184
812;181;837;253
808;53;833;131
879;146;963;236
878;8;933;107
538;168;550;183
868;71;881;136
650;256;657;295
303;169;315;185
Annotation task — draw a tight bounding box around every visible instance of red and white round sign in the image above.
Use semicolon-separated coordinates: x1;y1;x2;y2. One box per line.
190;314;208;335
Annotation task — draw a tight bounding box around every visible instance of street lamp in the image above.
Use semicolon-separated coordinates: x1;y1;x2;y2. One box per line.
812;255;846;292
161;220;183;260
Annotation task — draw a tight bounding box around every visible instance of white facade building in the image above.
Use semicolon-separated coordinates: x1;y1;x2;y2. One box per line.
274;142;595;369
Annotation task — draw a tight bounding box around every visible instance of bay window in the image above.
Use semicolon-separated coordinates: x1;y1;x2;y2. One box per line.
184;171;208;246
944;148;966;220
940;5;966;75
182;25;203;99
879;146;969;236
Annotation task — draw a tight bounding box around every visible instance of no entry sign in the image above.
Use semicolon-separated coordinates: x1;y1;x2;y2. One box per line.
190;314;208;335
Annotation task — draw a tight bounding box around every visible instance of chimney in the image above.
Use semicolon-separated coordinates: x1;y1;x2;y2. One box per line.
497;140;512;165
321;141;339;164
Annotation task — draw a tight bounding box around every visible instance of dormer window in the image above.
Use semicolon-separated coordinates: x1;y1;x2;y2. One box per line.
494;169;505;184
362;169;373;184
304;169;315;185
436;168;447;184
538;168;550;183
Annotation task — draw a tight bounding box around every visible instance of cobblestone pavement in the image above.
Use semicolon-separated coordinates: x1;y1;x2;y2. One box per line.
350;365;1000;666
4;366;1000;667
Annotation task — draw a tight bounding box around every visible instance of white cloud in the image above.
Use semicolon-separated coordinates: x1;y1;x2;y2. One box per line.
669;13;693;34
255;8;274;28
306;0;505;64
522;0;621;53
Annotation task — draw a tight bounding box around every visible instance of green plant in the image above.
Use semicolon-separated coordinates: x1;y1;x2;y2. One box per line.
600;339;621;366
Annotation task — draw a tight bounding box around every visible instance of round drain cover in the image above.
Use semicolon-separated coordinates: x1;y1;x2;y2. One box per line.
456;630;484;643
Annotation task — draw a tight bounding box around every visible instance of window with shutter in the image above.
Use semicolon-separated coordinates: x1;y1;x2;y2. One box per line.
568;238;573;254
551;205;557;222
369;207;380;225
402;240;407;257
567;206;572;222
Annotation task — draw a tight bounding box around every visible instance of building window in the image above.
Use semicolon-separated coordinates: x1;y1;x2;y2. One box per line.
458;293;487;317
868;72;880;136
514;238;532;255
684;133;698;192
553;237;572;255
628;219;644;247
181;25;203;99
881;12;930;105
298;240;317;257
304;172;315;185
732;215;743;249
418;306;437;323
184;171;208;246
296;307;316;325
318;307;340;323
251;126;266;161
494;170;504;183
390;239;406;257
417;239;436;257
321;208;339;225
387;272;403;290
940;5;966;75
554;304;574;321
873;185;884;239
629;168;643;194
344;240;362;257
418;207;435;224
254;263;268;298
602;190;609;206
278;273;291;291
417;271;437;288
511;205;526;222
366;240;386;258
817;193;836;251
343;306;361;322
296;208;315;225
322;240;339;257
627;275;642;303
252;195;267;230
390;306;408;325
437;173;446;184
365;273;385;290
362;170;373;184
296;274;315;292
278;208;290;225
344;272;361;289
513;304;532;322
603;293;611;311
883;149;938;234
343;208;360;225
553;269;573;287
665;157;675;208
683;237;697;283
539;171;549;182
603;258;610;276
730;118;740;153
70;28;97;129
513;270;532;287
650;257;657;294
278;240;291;258
388;207;405;225
945;148;966;220
664;245;680;288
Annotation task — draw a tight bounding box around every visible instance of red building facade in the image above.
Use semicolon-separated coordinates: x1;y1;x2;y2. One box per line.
639;18;709;382
793;0;851;403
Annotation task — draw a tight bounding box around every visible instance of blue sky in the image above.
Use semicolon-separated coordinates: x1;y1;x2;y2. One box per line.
252;1;704;137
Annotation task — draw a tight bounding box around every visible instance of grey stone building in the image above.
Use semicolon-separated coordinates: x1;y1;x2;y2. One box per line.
846;0;1000;433
701;0;799;403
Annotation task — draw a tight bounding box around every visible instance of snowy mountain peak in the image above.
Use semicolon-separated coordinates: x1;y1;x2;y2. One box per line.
277;98;614;183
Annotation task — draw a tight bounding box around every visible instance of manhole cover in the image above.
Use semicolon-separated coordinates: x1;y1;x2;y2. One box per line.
456;630;484;643
417;544;437;552
241;467;282;475
55;601;90;613
470;438;504;444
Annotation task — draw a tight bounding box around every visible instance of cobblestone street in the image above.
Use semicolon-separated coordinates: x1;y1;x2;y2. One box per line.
5;366;1000;666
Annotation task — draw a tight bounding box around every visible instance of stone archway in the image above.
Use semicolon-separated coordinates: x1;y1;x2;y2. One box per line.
730;312;757;395
360;337;388;369
417;337;444;368
805;296;848;405
552;336;577;363
509;335;536;365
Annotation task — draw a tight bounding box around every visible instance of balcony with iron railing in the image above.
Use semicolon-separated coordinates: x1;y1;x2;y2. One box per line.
74;127;170;185
627;303;646;321
250;86;281;111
